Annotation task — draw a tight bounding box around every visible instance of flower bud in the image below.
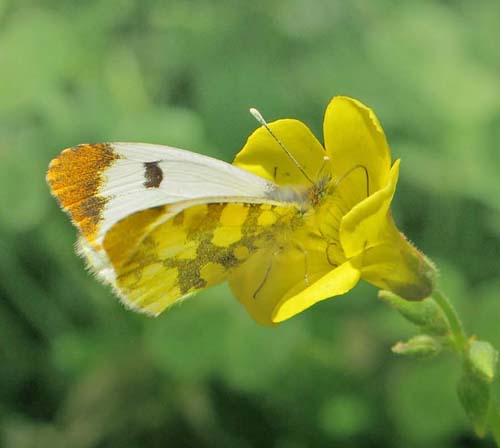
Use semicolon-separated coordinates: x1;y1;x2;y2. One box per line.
467;340;498;384
391;334;441;358
378;291;449;335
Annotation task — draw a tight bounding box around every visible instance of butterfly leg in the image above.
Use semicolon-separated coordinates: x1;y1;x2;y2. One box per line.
252;244;311;300
310;227;340;268
335;164;370;197
252;246;285;300
325;243;336;267
294;245;310;286
252;256;274;300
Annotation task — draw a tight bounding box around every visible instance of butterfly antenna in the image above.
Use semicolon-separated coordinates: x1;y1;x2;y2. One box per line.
249;108;315;185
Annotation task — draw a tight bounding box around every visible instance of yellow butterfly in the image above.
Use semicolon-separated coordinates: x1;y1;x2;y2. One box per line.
47;96;433;326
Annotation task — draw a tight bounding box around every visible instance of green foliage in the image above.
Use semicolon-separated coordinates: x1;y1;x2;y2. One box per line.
1;0;499;447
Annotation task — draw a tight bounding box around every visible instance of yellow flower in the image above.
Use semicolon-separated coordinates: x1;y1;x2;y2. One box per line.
232;96;436;325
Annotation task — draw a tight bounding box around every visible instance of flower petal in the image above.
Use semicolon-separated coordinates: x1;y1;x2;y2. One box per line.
359;217;436;300
228;239;342;326
323;96;391;194
340;160;400;259
233;119;326;186
272;260;361;323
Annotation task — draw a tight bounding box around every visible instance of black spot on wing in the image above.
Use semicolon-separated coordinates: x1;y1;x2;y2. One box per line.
144;161;163;188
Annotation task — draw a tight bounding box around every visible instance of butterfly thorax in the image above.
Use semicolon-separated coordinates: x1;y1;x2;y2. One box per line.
280;175;346;264
308;175;331;207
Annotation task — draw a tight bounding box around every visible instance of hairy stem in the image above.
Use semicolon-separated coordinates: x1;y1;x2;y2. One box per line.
432;289;468;355
432;289;500;447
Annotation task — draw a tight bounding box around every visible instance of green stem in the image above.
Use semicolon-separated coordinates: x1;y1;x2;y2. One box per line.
432;289;500;446
432;289;468;355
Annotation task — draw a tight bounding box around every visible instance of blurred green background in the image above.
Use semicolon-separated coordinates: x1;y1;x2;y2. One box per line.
1;0;500;447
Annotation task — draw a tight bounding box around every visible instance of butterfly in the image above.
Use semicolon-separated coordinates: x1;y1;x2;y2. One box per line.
47;96;430;326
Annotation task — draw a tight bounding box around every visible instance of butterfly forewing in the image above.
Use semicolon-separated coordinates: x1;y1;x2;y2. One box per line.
47;142;285;249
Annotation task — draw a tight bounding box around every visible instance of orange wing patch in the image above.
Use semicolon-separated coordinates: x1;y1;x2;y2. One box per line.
46;143;120;244
102;202;300;315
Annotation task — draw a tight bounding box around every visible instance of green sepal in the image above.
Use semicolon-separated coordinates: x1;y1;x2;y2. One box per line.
378;290;449;335
391;334;441;358
457;340;498;437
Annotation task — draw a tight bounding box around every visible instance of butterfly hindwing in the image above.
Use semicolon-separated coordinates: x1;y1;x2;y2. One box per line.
101;201;300;315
